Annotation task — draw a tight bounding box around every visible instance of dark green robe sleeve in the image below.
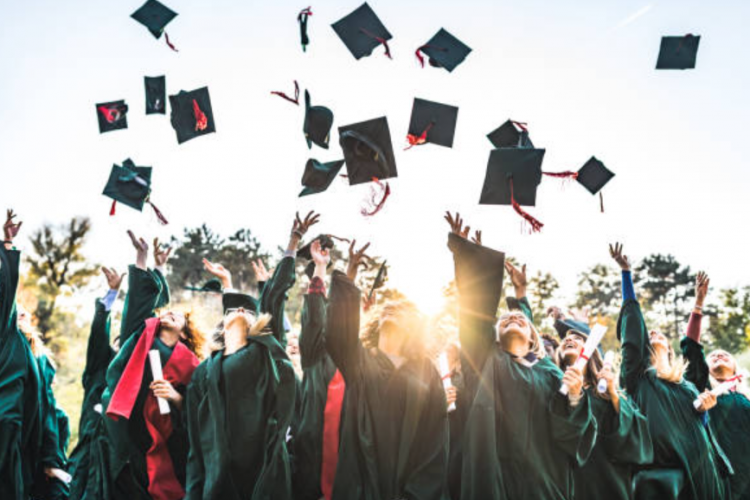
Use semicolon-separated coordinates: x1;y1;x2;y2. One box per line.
681;337;710;393
152;268;171;310
548;390;597;466
184;364;206;500
325;271;364;382
299;291;327;369
600;392;654;465
506;296;534;323
0;247;21;338
83;300;116;394
38;355;65;468
260;256;296;345
616;300;651;395
119;265;162;346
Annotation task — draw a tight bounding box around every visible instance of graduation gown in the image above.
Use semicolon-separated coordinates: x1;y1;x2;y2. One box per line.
325;271;450;500
184;334;296;500
449;235;597;500
617;299;730;500
0;246;43;500
259;255;296;346
101;266;196;500
68;299;117;500
682;335;750;500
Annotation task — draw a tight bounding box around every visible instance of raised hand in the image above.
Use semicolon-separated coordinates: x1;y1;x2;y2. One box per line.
609;243;630;271
203;258;232;289
471;230;483;246
3;209;22;244
153;238;173;269
568;306;591;323
310;239;331;267
101;267;126;291
504;261;528;297
444;211;470;239
127;230;149;270
346;240;371;282
289;211;321;252
562;365;584;399
546;306;565;321
251;259;271;282
695;272;710;308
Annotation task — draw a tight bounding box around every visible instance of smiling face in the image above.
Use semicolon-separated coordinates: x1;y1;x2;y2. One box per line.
159;311;187;336
707;349;736;380
649;330;669;352
560;332;586;365
497;312;533;348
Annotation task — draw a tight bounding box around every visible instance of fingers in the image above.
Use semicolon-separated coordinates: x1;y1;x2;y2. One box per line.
349;239;356;256
521;264;527;276
127;230;138;246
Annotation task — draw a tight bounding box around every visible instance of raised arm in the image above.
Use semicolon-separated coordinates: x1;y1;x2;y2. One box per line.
83;267;123;393
299;239;329;368
0;209;22;337
505;261;534;322
681;272;711;391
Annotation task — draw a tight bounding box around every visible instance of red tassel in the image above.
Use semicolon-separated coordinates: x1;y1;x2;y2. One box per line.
270;80;300;105
509;178;543;233
98;105;123;124
404;122;434;150
542;171;579;179
164;32;179;52
193;99;208;131
297;6;313;20
149;202;169;225
676;33;694;54
599;191;605;213
110;200;117;216
510;120;528;132
361;178;391;217
415;44;446;68
359;28;392;59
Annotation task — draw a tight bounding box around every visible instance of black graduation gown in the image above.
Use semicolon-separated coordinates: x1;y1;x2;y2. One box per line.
325;271;450;500
259;256;296;346
184;334;296;500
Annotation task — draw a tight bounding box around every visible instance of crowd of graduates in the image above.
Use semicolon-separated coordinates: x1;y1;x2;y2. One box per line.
1;207;749;500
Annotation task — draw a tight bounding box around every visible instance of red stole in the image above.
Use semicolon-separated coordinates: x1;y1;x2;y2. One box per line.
320;369;345;500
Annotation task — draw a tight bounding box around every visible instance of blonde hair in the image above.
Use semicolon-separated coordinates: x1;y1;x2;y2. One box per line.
495;313;547;360
649;344;688;384
361;300;427;361
210;312;272;353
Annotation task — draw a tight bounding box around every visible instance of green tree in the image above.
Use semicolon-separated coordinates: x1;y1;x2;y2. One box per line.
635;254;695;339
528;271;560;321
573;263;621;317
705;287;750;353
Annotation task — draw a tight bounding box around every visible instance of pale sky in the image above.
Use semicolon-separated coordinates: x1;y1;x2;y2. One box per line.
1;0;749;315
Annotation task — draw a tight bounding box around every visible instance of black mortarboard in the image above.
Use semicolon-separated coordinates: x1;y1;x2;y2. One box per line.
406;98;459;149
656;35;700;70
447;233;505;321
169;87;216;144
554;318;591;339
303;90;334;149
298;234;336;261
368;260;388;300
222;292;259;314
576;156;614;195
480;148;545;206
487;120;534;149
331;3;393;60
145;76;166;115
102;159;152;211
131;0;177;39
300;159;345;197
416;28;472;72
96;100;128;134
185;278;223;294
339;117;397;185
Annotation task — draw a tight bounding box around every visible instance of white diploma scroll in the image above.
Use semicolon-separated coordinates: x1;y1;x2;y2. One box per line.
49;468;72;484
149;350;171;415
597;351;616;394
560;323;608;396
693;373;744;410
438;353;457;413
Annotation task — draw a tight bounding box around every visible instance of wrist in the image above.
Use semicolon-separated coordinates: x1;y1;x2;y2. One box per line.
135;256;148;270
221;279;232;290
515;287;527;298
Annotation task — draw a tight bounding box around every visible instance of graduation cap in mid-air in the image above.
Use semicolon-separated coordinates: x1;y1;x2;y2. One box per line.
298;234;340;279
299;159;346;197
144;76;166;115
332;3;393;60
656;35;700;70
131;0;179;51
169;87;215;144
487;120;534;149
303;90;334;149
339;117;397;185
102;158;168;224
185;278;223;294
96;100;128;134
298;6;313;52
406;98;459;150
415;28;472;72
575;156;614;195
480;148;546;232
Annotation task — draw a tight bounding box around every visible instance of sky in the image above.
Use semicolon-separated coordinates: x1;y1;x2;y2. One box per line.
1;0;749;316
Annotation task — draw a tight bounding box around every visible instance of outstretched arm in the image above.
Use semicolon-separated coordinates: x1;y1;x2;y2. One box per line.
299;240;329;368
119;231;163;345
0;209;22;338
682;272;711;391
505;261;534;322
83;268;123;392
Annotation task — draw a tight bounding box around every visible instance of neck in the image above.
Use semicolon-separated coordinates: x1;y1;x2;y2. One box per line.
224;325;248;356
653;348;670;367
159;327;180;348
712;370;733;384
501;333;530;359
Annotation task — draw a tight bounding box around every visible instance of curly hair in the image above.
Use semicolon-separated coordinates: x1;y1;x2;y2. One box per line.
361;300;427;361
210;313;273;353
180;312;207;359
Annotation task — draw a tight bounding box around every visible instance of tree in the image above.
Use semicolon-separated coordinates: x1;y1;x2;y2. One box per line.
24;217;98;340
635;254;695;339
705;287;750;353
573;263;621;318
528;271;560;322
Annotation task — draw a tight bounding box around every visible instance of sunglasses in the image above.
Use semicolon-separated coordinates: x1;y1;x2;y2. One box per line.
224;308;256;316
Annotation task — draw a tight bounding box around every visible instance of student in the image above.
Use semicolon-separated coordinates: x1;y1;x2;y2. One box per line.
102;232;204;500
446;212;596;500
69;267;124;500
325;239;450;500
610;243;730;500
681;272;750;500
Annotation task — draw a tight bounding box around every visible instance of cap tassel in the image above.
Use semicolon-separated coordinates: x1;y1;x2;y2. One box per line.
510;120;528;132
509;178;543;233
599;191;605;213
109;200;117;216
542;171;578;179
298;7;312;52
676;33;694;54
404;122;434;150
193;99;208;131
98;105;125;124
163;32;179;52
359;28;392;59
149;201;169;225
270;80;300;105
361;177;391;217
415;44;447;68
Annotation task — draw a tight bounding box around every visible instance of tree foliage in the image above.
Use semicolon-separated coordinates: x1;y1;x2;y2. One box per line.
705;287;750;353
635;254;695;339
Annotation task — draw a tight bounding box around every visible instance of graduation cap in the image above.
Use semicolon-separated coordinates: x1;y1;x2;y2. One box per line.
575;156;614;195
339;116;397;185
406;98;459;149
299;159;345;197
415;28;472;72
447;233;505;321
368;260;388;301
656;35;700;70
131;0;179;51
222;292;259;315
298;7;313;52
479;148;545;232
332;3;393;60
298;234;336;261
102;159;168;224
553;318;591;339
487;120;534;149
169;87;216;144
304;90;334;149
144;76;166;115
96;100;128;134
185;278;223;293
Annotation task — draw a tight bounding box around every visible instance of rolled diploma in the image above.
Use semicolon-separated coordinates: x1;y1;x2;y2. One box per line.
438;353;456;412
693;375;744;410
597;351;616;394
49;468;72;484
560;323;608;396
149;350;171;415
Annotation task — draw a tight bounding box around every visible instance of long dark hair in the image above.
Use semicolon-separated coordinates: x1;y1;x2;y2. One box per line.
554;331;609;400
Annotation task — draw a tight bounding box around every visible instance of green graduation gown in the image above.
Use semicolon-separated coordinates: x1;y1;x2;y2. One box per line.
184;334;296;500
259;255;297;346
682;336;750;500
325;271;450;500
68;299;117;500
617;299;730;500
0;246;43;500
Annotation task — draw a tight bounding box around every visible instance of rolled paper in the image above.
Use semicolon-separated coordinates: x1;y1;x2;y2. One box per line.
49;468;72;484
149;350;171;415
693;373;744;410
560;323;608;396
597;351;616;394
438;352;456;412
